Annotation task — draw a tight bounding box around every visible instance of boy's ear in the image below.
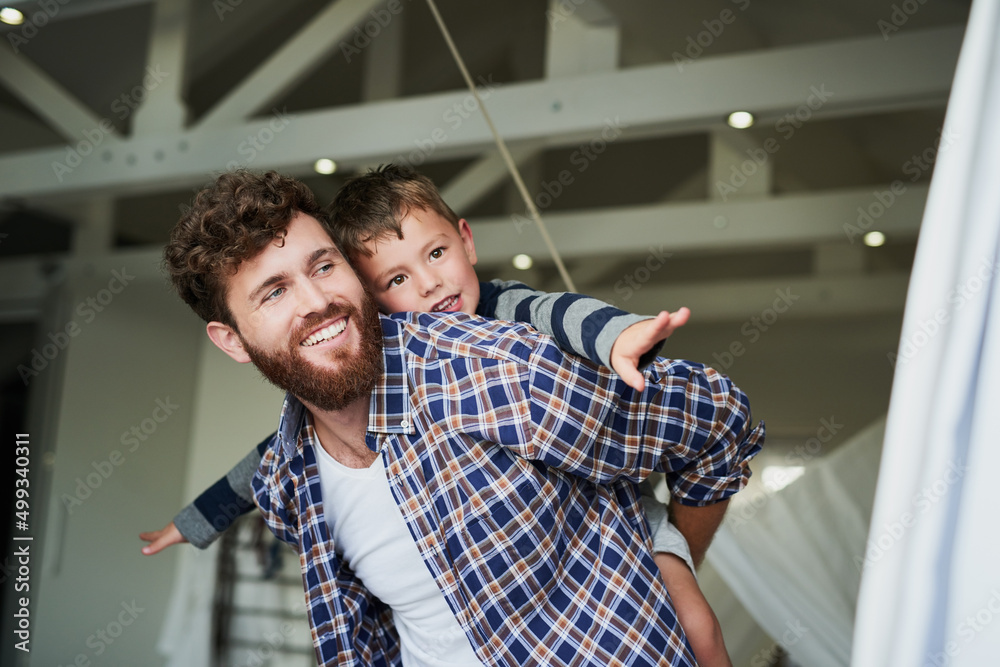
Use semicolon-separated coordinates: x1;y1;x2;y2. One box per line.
206;321;252;363
457;218;477;265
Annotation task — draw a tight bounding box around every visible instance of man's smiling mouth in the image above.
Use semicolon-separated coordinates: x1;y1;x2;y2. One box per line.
301;318;348;346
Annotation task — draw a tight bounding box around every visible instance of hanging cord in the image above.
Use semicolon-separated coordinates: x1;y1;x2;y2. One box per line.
423;0;577;292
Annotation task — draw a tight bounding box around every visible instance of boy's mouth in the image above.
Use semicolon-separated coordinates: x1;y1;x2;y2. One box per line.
431;294;460;312
300;317;348;347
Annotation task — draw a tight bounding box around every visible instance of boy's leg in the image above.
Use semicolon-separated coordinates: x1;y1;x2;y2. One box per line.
654;553;732;667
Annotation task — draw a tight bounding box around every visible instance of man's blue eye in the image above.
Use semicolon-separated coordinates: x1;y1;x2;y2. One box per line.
266;287;284;301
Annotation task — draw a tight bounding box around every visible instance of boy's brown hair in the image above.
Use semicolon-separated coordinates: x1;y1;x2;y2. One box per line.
328;164;460;259
164;170;326;327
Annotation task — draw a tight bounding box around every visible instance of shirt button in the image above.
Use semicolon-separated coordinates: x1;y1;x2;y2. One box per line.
400;419;410;429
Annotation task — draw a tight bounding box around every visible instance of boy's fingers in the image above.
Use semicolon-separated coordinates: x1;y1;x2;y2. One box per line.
141;537;165;555
620;365;646;392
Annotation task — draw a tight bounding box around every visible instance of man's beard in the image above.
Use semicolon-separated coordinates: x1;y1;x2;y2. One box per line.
240;291;384;411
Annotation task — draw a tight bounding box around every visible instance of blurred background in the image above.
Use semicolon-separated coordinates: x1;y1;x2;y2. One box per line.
0;0;974;665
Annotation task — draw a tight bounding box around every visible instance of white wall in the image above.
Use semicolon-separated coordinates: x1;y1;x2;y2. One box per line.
27;251;203;667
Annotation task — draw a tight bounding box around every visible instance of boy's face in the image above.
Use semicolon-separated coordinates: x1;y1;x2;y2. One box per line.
353;207;481;316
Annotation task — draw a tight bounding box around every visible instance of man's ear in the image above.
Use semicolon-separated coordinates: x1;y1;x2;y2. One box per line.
457;218;477;265
206;321;252;363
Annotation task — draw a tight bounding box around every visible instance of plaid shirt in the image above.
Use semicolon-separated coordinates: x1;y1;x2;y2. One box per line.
253;312;764;666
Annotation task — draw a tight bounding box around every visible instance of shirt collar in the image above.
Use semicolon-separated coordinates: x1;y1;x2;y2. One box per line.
275;314;415;458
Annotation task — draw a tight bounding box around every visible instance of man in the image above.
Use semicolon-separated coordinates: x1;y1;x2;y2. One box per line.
163;170;764;666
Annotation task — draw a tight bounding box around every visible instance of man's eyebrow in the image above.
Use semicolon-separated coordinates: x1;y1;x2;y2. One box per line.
248;273;288;305
374;234;449;285
247;247;339;304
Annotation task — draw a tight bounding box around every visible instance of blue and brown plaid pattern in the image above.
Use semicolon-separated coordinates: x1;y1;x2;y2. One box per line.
253;311;764;666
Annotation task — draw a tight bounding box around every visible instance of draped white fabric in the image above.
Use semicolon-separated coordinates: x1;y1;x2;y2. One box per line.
708;419;885;667
156;544;217;667
851;1;1000;663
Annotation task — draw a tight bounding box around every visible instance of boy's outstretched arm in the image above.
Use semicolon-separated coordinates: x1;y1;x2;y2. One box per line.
610;308;690;391
480;280;684;380
140;521;187;555
139;434;274;554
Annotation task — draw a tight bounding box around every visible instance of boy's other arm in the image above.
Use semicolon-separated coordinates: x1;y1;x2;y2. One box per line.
161;435;272;550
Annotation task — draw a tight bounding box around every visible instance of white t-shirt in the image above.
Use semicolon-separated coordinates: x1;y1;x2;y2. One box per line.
315;441;485;667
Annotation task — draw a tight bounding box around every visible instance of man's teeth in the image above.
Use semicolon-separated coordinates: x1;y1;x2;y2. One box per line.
432;296;458;312
301;320;347;347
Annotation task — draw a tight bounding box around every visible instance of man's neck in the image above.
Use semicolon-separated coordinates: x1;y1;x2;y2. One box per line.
304;394;377;469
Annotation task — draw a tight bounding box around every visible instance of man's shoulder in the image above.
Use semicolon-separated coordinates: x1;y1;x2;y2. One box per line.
385;311;543;364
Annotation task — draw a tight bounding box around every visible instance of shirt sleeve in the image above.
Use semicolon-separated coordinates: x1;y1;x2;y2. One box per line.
251;443;300;549
477;279;662;369
520;336;765;507
173;435;272;548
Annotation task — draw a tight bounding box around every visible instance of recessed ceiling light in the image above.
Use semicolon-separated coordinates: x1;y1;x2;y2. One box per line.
727;111;755;129
864;231;886;247
0;7;25;25
512;254;533;270
314;158;337;175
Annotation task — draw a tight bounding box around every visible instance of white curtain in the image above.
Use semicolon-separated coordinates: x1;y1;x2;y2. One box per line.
156;544;218;667
851;0;1000;663
708;419;885;667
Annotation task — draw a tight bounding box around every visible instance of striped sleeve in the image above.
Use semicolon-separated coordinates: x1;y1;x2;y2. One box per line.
478;279;662;369
172;434;273;548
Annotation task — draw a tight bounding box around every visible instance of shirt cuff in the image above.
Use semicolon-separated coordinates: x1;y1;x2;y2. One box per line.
173;503;220;549
594;313;664;370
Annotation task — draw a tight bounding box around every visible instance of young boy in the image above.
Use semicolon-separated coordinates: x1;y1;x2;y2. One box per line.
142;165;731;665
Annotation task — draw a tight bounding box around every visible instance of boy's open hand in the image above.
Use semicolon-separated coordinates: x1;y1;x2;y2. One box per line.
140;521;187;555
610;308;690;392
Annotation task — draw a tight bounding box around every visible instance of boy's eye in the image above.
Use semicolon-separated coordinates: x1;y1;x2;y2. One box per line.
389;275;407;287
430;247;444;259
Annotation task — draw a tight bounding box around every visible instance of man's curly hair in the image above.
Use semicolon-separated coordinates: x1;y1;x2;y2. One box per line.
327;164;460;259
164;170;326;327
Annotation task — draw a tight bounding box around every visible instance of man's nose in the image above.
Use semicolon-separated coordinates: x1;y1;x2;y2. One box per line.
297;279;331;316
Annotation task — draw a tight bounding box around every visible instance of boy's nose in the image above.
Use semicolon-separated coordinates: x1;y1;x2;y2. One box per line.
416;270;442;296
